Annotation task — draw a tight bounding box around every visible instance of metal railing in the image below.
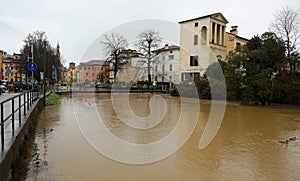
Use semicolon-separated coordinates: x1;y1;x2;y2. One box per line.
0;90;40;151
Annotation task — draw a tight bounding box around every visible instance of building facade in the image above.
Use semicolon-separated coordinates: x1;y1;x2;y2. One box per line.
0;50;3;80
1;52;26;82
64;62;79;85
78;60;109;83
152;44;180;83
178;12;248;81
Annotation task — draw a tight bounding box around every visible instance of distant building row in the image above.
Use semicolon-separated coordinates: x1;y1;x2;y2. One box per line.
0;44;62;84
64;12;248;84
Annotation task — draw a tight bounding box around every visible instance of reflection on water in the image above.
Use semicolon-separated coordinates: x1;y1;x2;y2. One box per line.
26;93;300;180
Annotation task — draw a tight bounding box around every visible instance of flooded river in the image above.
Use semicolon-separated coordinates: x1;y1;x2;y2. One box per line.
25;93;300;180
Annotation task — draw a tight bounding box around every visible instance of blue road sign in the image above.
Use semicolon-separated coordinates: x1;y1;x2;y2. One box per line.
28;62;37;71
6;69;11;75
52;70;56;79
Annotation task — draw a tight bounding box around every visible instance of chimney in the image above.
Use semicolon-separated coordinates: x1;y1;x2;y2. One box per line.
69;62;75;69
230;26;238;35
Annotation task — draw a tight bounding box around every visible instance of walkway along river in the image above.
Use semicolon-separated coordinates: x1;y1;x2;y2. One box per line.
25;93;300;180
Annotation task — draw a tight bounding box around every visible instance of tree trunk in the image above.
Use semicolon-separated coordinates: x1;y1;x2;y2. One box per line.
147;45;151;83
114;55;118;82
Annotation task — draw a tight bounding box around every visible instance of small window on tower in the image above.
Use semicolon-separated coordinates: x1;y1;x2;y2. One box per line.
194;35;198;45
195;22;198;27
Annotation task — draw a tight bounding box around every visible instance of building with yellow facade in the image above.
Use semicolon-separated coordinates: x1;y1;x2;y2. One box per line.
178;12;248;81
64;62;79;85
0;52;26;82
0;50;3;80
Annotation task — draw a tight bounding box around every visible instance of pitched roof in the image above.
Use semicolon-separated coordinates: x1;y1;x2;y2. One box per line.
153;45;180;53
178;12;229;24
79;60;108;66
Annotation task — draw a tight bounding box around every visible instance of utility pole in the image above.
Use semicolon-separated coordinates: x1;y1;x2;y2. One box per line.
31;45;34;90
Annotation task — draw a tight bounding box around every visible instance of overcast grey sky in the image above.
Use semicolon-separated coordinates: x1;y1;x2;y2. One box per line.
0;0;299;66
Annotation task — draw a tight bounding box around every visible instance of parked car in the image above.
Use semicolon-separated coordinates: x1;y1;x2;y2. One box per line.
13;82;23;92
1;80;9;87
14;81;40;91
59;83;68;92
0;85;7;93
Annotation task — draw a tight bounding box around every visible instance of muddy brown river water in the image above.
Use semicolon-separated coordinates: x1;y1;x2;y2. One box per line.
25;93;300;181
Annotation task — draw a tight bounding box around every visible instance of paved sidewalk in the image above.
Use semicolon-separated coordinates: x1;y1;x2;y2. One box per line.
0;92;29;154
0;93;19;102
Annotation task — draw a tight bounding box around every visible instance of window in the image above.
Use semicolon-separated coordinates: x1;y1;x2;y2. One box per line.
195;22;198;27
169;64;172;71
154;56;159;61
190;56;198;66
162;65;165;73
169;76;172;81
236;42;241;47
181;72;200;81
162;76;164;82
92;73;94;77
169;55;174;60
170;51;173;53
86;73;88;76
88;67;90;70
155;65;158;72
194;35;198;45
201;26;207;44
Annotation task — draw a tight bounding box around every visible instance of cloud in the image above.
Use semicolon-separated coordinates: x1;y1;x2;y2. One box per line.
0;0;299;66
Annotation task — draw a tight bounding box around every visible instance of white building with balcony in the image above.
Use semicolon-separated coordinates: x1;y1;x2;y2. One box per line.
152;44;180;83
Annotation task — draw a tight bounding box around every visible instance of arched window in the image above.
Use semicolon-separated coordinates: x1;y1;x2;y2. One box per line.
169;64;172;71
201;26;207;44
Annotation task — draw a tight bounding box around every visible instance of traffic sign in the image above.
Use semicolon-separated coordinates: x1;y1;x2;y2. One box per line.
6;69;11;75
28;62;37;71
52;70;56;79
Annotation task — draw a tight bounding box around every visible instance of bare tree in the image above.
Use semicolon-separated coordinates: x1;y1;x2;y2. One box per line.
101;33;128;82
269;6;300;74
135;29;162;83
21;31;57;82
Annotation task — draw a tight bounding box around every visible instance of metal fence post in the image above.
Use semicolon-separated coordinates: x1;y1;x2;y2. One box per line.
19;95;21;127
27;92;30;111
24;92;26;115
12;98;15;133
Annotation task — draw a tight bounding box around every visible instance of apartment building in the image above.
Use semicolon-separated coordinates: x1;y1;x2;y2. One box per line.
178;12;248;81
78;60;109;83
152;44;180;83
1;52;26;82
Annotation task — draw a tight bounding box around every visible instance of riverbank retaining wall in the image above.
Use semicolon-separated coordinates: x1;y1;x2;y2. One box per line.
0;97;44;180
